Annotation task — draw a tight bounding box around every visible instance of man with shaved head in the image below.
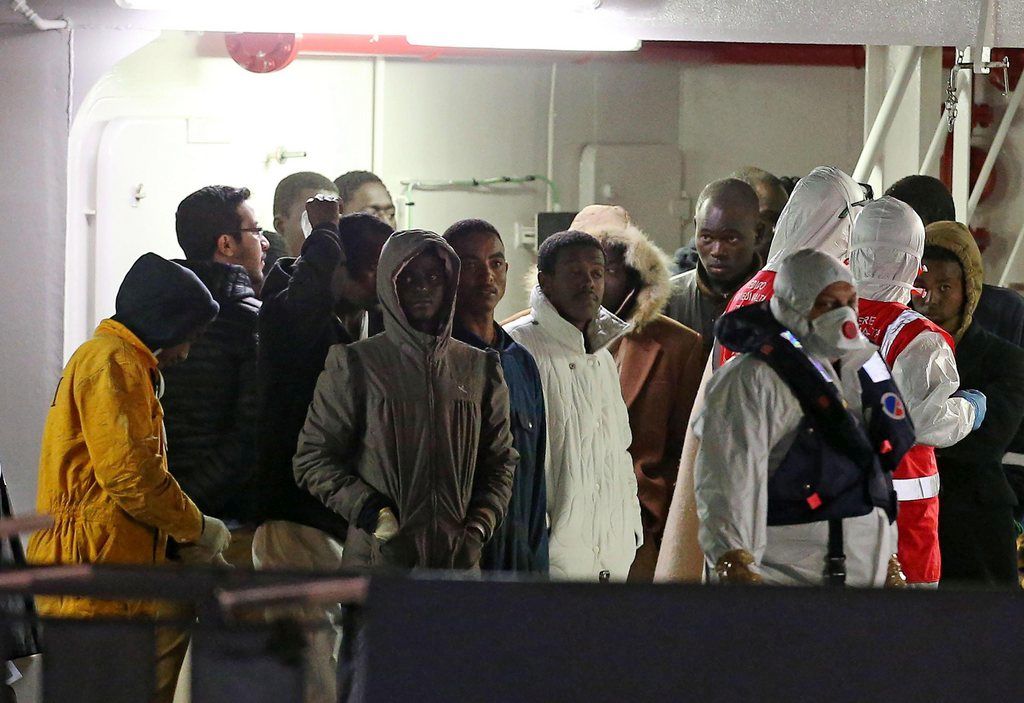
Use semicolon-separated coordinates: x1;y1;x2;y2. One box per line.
665;178;763;359
732;166;790;261
265;172;339;272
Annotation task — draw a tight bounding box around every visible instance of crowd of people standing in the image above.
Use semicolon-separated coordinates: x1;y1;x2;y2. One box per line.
23;163;1024;701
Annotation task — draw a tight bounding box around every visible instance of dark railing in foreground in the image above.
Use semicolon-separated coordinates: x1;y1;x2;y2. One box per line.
0;563;1020;702
0;563;368;703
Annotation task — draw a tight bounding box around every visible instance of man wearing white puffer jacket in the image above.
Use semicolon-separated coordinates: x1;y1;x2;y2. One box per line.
851;196;987;587
505;230;643;580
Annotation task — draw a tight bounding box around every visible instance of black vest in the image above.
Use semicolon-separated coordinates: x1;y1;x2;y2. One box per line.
716;302;915;526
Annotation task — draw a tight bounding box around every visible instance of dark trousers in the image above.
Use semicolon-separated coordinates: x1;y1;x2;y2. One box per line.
938;503;1018;587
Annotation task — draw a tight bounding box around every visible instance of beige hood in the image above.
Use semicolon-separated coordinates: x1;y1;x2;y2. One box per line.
570;204;674;332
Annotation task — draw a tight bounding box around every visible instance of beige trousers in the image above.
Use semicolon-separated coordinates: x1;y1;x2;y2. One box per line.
252;521;346;703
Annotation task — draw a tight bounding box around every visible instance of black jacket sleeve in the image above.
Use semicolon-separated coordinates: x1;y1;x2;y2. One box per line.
942;336;1024;463
277;225;345;350
939;330;1024;506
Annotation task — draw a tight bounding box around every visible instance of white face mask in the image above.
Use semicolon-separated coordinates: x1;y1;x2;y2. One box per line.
300;210;313;239
803;305;870;360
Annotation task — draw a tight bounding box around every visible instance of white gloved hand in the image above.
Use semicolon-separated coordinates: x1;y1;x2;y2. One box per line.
373;507;399;543
197;515;232;555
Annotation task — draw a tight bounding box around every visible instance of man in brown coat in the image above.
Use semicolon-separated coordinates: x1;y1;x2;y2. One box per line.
571;205;704;581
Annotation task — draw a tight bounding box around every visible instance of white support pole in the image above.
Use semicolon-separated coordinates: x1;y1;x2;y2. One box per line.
919;107;949;176
967;76;1024;222
854;46;924;183
952;66;973;220
862;46;888;196
999;219;1024;287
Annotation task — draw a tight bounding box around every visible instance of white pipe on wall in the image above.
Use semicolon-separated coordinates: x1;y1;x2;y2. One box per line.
9;0;68;30
546;62;557;212
853;46;923;183
371;57;384;174
967;75;1024;222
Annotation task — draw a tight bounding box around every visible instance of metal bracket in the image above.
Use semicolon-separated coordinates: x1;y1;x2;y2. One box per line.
131;183;147;207
974;0;997;74
265;147;308;166
946;48;1010;132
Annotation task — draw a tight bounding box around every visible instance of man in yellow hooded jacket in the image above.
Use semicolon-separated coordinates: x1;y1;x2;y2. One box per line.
28;253;227;701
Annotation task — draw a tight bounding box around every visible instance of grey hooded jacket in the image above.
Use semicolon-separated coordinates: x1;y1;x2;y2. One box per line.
293;229;517;569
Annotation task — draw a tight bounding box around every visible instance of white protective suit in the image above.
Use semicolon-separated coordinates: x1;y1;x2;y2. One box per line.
764;166;868;271
849;197;975;447
719;166;868;365
505;286;643;581
695;250;896;586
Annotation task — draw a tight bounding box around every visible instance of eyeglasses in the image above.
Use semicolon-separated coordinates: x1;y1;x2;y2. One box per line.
838;199;872;219
838;183;875;220
235;227;263;235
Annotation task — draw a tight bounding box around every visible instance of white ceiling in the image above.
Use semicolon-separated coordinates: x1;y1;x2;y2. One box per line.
2;1;1021;49
602;1;983;47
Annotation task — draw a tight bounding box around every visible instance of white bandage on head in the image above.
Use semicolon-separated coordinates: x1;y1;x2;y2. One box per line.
849;196;925;304
770;248;854;338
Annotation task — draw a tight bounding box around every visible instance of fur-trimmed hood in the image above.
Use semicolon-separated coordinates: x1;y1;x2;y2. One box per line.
566;205;674;332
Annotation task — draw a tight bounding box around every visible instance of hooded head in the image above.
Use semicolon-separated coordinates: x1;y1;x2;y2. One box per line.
766;166;867;271
770;249;869;360
112;253;220;355
915;221;984;343
849;196;925;304
376;229;460;349
570;204;674;332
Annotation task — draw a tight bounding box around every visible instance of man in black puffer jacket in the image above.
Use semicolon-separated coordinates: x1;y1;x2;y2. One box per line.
161;185;268;566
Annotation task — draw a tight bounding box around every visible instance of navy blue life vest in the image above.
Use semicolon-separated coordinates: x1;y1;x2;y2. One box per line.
716;302;915;526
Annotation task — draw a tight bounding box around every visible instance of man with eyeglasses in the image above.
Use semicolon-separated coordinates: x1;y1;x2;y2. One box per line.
335;170;397;230
161;185;268;568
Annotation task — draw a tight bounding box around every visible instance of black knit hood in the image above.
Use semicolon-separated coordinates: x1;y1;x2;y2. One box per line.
112;253;220;352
